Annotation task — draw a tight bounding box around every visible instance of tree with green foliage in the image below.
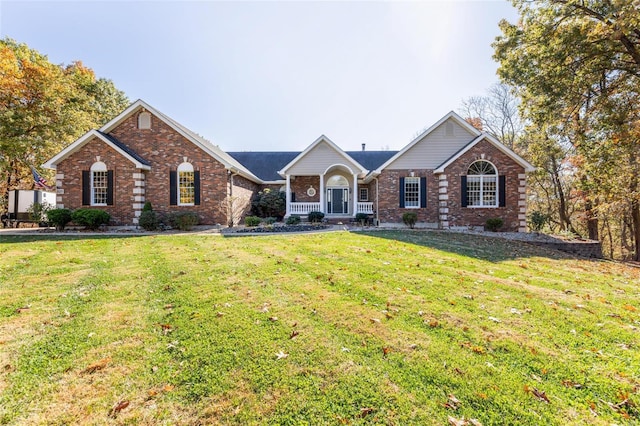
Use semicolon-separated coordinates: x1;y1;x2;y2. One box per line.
0;38;129;211
494;0;640;259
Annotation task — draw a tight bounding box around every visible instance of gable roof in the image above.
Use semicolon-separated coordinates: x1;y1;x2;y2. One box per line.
374;111;481;173
434;133;535;173
98;99;260;182
43;129;151;170
278;135;368;177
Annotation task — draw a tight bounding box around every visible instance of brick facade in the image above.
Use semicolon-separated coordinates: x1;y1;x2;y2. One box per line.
376;170;439;225
56;138;139;225
57;112;233;225
49;104;531;230
442;139;525;232
374;140;526;231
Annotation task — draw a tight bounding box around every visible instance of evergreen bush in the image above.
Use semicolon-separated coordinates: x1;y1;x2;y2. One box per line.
47;208;72;231
402;212;417;229
71;209;111;230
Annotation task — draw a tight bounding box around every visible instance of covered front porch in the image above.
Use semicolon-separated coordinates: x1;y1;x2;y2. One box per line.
283;166;373;218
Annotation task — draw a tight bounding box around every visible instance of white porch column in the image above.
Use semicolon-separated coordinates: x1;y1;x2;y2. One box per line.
319;174;325;213
285;174;291;217
352;174;358;216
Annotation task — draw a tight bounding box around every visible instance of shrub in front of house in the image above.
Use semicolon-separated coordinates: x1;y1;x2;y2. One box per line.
142;201;153;212
251;189;286;219
167;211;199;231
355;212;370;226
245;216;261;227
402;212;417;229
486;218;504;232
263;217;277;225
47;208;73;231
308;211;325;223
139;210;159;231
286;215;301;225
71;209;111;230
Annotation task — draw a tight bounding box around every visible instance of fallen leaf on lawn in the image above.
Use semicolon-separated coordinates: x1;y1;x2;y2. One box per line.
275;350;288;360
16;306;30;313
488;316;501;323
269;316;278;322
108;400;130;417
341;347;350;352
163;304;174;309
216;312;225;317
531;388;550;403
359;407;375;418
510;308;522;315
454;367;465;376
81;357;111;375
290;330;299;339
382;347;391;357
623;304;637;312
448;416;482;426
561;379;583;389
444;394;461;410
163;384;174;392
370;318;381;324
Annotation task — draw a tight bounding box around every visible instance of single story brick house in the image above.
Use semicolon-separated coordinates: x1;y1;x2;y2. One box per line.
44;100;534;231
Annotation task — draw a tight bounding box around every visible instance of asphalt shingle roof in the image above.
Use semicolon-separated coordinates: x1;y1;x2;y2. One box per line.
98;131;151;166
228;150;399;181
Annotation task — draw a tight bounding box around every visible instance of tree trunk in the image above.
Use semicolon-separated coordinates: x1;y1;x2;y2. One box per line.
585;198;599;241
632;200;640;262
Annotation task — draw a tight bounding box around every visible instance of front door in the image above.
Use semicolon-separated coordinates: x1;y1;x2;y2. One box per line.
327;188;348;214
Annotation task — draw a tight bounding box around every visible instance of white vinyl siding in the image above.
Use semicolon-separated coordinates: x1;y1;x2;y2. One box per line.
387;119;477;170
287;141;362;175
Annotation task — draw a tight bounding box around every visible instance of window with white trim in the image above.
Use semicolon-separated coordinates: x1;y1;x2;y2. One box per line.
177;161;195;205
466;160;497;207
404;177;420;208
359;188;368;202
91;161;108;206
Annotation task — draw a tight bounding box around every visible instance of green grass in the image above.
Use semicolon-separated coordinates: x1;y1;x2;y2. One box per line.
0;230;638;425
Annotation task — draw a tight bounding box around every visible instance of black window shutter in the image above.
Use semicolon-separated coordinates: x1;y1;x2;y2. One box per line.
461;176;468;207
420;177;427;208
106;170;114;206
291;192;296;202
82;171;91;205
194;171;201;205
399;177;405;208
499;175;506;207
170;171;177;205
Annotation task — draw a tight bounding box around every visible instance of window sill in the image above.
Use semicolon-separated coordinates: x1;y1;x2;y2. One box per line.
466;205;499;209
178;203;195;207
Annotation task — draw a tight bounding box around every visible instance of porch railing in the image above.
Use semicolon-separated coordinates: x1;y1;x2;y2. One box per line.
288;201;374;215
356;202;374;214
289;202;321;215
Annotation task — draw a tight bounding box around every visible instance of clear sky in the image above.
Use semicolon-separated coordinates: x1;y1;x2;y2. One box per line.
0;0;517;152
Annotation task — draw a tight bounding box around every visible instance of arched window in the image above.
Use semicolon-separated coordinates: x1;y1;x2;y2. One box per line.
466;160;497;207
138;111;151;129
177;161;195;205
326;175;349;187
90;161;108;206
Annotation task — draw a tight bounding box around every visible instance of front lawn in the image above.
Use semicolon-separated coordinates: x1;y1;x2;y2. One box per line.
0;230;638;425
